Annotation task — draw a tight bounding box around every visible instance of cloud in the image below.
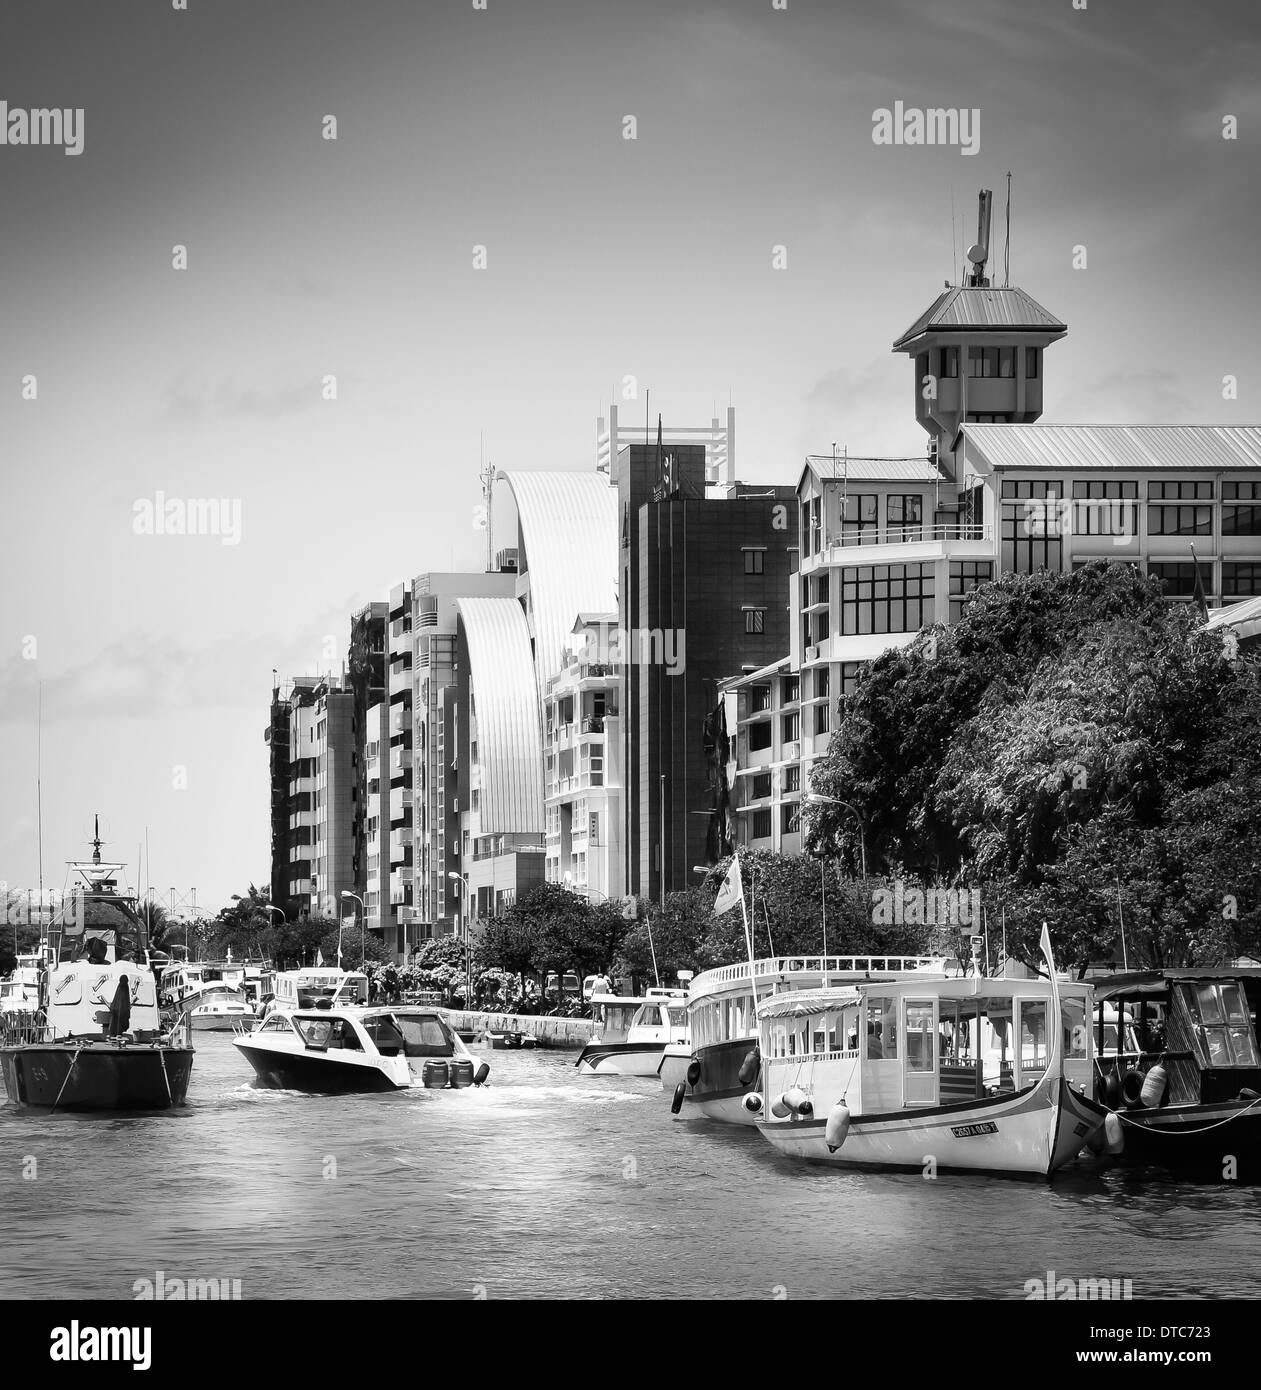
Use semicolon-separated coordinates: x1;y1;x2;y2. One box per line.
158;375;319;423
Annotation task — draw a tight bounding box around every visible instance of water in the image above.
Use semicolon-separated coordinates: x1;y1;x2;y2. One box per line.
3;1034;1260;1300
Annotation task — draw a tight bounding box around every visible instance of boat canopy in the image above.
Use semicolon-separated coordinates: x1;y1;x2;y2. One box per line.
757;987;863;1020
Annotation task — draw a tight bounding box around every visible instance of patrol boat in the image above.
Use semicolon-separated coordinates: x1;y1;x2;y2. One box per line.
0;821;194;1110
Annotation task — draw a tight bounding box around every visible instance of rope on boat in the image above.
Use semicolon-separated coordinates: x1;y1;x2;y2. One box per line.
49;1046;84;1114
157;1044;172;1104
1115;1091;1261;1136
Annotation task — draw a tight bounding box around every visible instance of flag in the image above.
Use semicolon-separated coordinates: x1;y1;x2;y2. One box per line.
713;856;744;917
316;949;324;967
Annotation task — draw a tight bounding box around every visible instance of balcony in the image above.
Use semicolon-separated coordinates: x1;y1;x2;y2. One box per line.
581;715;605;735
814;522;994;569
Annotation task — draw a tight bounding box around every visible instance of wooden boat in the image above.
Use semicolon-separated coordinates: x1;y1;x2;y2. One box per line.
753;931;1106;1178
674;955;948;1125
1089;968;1261;1180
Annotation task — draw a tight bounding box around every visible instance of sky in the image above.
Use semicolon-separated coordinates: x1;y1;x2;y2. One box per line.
0;0;1257;913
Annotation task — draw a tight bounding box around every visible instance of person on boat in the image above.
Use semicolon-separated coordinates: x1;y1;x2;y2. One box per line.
78;937;110;966
866;1022;884;1060
590;971;611;1024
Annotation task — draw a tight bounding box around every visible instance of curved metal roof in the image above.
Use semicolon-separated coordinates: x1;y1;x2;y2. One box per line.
497;470;618;689
454;596;544;833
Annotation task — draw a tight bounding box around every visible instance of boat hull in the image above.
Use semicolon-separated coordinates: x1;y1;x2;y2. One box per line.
758;1079;1104;1178
658;1046;692;1091
1097;1100;1261;1180
0;1043;194;1110
676;1037;760;1125
233;1040;405;1093
190;1014;253;1032
576;1041;666;1077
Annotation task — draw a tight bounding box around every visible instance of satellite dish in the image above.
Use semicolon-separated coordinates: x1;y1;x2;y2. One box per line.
966;243;987;265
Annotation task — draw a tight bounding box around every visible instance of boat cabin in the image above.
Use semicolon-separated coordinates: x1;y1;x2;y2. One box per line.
252;1007;461;1058
272;968;369;1011
759;976;1095;1114
1091;970;1261;1106
41;960;162;1040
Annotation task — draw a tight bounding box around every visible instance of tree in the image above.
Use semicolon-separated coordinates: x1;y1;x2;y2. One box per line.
318;921;390;971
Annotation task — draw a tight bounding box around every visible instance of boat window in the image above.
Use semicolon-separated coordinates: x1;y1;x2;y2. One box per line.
1018;999;1049;1083
905;1003;935;1073
1179;982;1260;1067
390;1013;452;1057
640;1006;660;1027
295;1018;333;1049
1062;995;1088;1058
812;1028;826;1053
261;1016;292;1033
865;997;897;1059
331;1020;363;1051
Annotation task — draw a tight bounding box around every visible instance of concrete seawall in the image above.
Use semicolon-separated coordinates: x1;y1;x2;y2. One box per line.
445;1010;597;1050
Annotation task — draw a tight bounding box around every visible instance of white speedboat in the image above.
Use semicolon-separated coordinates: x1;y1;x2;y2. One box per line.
753;935;1106;1178
233;1004;489;1093
185;983;256;1032
576;989;689;1077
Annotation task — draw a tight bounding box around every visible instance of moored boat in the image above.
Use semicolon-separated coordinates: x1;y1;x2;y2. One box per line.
675;954;950;1125
1088;968;1261;1180
753;932;1105;1178
576;989;689;1077
233;1004;489;1093
0;822;193;1111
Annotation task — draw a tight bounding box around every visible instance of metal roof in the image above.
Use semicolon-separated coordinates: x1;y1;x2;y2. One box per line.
453;596;544;834
893;285;1067;349
1207;592;1261;645
497;470;618;692
960;424;1261;473
801;456;946;488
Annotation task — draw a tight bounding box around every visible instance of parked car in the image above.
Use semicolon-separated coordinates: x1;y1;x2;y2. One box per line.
582;975;598;1003
544;972;580;999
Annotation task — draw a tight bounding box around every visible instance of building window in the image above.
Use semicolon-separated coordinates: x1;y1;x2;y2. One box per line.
744;548;766;574
949;560;994;614
1000;480;1063;574
814;611;831;644
968;347;1001;378
814;573;830;606
749;722;773;752
782;674;799;704
1025;348;1039;379
941;346;959;379
781;803;800;835
1149;481;1214;500
841;564;936;635
783;765;801;792
781;711;800;743
842;494;878;546
887;494;924;542
814;703;831;735
751;809;772;840
1223;482;1261;536
745;608;766;635
1072;479;1138;537
839;662;866;697
998;347;1015;379
1147;562;1204;601
1222;562;1261;598
1148;504;1212;537
801;503;813;557
816;666;830;700
751;773;772;800
750;684;771;713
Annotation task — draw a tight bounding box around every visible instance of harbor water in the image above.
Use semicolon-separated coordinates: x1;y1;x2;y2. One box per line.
3;1035;1260;1300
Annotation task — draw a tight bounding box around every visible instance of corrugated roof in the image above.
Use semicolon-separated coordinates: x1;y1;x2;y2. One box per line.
454;596;544;834
802;457;945;486
960;424;1261;473
893;285;1067;349
497;471;618;692
1207;593;1261;644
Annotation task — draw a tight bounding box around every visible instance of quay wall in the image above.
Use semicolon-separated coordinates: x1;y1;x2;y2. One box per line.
445;1010;597;1050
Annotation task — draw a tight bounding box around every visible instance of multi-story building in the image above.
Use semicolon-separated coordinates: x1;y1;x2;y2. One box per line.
385;581;415;951
265;673;358;919
408;563;519;944
348;603;388;941
614;435;797;900
543;613;623;898
716;657;803;856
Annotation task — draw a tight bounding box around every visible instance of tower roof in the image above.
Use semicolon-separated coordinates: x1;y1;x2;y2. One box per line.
893;285;1066;351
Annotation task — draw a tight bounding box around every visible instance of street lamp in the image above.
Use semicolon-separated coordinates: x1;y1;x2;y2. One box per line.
447;872;472;1006
802;794;867;880
339;891;365;982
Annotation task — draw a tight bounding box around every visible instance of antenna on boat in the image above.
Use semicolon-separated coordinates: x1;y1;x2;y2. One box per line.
92;813;102;864
36;683;44;915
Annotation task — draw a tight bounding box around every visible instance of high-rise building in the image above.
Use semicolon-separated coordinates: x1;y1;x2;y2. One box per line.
349;603;388;941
